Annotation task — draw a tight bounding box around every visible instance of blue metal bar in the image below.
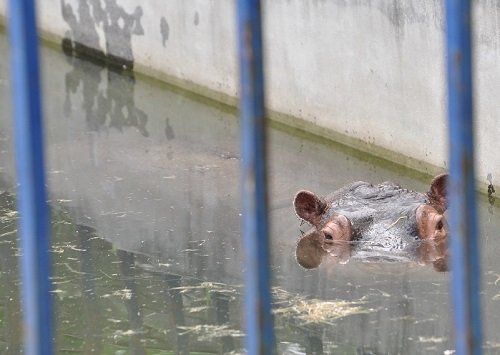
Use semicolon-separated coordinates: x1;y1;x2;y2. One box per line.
236;0;276;354
445;0;482;354
7;0;53;354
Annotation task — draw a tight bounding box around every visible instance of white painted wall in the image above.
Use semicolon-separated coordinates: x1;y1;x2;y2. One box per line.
0;0;499;188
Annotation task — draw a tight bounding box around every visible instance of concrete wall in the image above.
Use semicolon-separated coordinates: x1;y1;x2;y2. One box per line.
0;0;499;189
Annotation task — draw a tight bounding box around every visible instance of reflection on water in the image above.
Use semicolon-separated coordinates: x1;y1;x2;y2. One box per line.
0;193;243;352
0;192;373;353
64;53;148;136
1;32;500;354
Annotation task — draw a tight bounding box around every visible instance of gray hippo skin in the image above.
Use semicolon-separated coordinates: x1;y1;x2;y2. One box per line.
294;174;448;271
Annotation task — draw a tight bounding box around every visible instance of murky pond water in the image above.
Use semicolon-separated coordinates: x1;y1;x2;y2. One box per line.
0;31;499;354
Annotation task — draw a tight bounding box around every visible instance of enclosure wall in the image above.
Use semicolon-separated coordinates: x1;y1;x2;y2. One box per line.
0;0;498;187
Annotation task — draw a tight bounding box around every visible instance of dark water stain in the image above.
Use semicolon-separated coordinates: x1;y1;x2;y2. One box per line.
332;0;444;42
194;11;200;26
160;16;170;46
487;173;496;214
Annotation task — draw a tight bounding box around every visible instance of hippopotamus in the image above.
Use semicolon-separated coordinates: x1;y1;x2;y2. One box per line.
294;174;449;271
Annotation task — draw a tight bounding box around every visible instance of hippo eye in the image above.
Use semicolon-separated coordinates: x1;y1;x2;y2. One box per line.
436;220;443;230
324;232;333;240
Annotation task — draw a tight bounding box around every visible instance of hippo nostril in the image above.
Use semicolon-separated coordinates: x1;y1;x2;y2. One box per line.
436;220;443;230
324;233;333;240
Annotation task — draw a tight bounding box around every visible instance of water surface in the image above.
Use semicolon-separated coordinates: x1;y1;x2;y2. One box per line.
0;32;499;354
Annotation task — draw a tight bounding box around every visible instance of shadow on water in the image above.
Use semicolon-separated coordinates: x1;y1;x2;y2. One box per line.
64;53;149;137
1;29;500;354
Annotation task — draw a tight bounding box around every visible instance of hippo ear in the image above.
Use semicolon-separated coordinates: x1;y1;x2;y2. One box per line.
428;173;448;213
294;190;327;226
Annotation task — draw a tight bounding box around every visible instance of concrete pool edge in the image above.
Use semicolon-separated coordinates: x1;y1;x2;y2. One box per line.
0;15;493;195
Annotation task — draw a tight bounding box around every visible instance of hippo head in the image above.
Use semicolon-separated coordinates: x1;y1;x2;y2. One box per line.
293;174;448;270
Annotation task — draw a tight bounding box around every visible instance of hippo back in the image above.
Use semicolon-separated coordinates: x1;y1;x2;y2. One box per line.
323;181;429;250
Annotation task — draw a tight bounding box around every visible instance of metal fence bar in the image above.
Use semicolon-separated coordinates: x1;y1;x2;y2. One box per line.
236;0;276;354
445;0;482;354
7;0;53;354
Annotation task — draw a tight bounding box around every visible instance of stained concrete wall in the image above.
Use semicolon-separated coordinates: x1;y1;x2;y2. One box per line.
0;0;499;189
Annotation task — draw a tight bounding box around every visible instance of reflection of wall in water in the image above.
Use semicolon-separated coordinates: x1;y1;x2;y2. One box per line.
0;190;458;354
0;192;22;354
0;189;244;353
48;35;245;290
64;54;149;137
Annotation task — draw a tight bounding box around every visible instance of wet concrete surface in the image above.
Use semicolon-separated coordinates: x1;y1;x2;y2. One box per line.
0;32;499;354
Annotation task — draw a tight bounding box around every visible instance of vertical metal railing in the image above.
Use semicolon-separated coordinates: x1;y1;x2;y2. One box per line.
445;0;482;354
7;0;53;354
236;0;276;354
